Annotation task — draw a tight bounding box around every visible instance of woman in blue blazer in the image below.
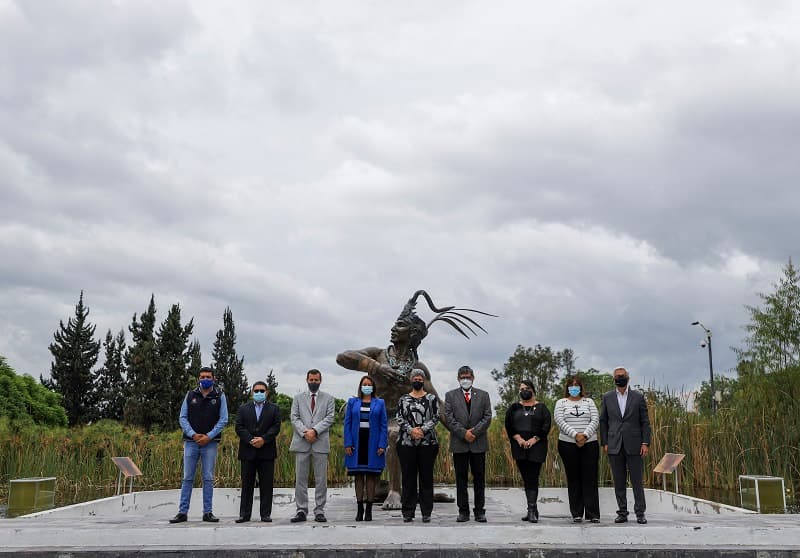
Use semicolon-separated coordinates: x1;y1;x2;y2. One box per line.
344;376;388;521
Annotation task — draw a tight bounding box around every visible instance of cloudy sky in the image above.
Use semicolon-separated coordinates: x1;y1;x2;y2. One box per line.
2;1;799;404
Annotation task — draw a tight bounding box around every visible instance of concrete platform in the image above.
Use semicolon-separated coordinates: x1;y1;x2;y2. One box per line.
1;487;798;557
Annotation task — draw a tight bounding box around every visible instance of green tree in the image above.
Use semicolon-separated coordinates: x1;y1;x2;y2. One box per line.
186;339;202;390
273;392;292;423
1;356;68;426
212;307;248;415
94;329;127;421
735;259;800;374
124;295;159;428
152;304;194;429
265;368;278;396
42;291;100;426
491;344;573;416
695;374;738;415
555;368;613;399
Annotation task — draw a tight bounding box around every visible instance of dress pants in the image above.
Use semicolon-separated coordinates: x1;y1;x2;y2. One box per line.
239;458;275;519
453;451;486;515
294;451;328;515
608;449;646;517
397;444;439;518
557;440;600;520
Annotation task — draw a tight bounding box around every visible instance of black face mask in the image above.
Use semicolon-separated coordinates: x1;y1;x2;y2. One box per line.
614;376;629;387
308;382;320;393
411;381;425;391
519;389;533;401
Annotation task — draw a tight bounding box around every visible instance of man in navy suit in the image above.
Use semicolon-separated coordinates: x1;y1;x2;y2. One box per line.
234;381;281;523
599;367;651;524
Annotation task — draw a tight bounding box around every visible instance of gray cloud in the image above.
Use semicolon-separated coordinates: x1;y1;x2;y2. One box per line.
1;0;798;405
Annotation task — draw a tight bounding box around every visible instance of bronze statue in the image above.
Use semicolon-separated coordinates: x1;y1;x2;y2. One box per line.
336;290;494;509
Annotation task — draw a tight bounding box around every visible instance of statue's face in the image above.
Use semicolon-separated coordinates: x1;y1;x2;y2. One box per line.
390;320;411;344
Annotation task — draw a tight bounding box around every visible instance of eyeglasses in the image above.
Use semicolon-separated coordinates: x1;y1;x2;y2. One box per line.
253;389;266;393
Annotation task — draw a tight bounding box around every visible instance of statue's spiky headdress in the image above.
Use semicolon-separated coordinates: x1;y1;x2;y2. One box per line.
396;290;496;359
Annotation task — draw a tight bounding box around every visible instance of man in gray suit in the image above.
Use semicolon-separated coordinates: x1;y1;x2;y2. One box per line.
445;365;492;523
289;369;336;523
599;366;651;524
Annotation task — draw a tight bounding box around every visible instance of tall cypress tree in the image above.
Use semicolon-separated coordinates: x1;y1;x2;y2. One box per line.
124;295;158;428
186;339;203;389
43;291;100;426
153;304;194;429
265;368;278;397
94;329;127;421
212;307;248;415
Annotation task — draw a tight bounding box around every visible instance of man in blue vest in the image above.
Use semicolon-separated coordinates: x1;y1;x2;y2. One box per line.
170;366;228;523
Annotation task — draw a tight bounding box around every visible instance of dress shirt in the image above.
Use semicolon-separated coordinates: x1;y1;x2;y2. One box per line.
616;386;630;417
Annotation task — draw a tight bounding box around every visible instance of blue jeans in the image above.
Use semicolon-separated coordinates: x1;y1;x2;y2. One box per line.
178;440;218;514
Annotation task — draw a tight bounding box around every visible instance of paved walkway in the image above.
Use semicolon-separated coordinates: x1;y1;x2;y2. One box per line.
2;488;798;556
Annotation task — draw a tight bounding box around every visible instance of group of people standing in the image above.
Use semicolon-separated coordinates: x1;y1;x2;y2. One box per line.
169;365;651;526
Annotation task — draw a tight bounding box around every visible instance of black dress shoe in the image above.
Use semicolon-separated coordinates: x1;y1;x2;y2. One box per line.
422;515;431;523
573;516;583;523
457;513;469;522
403;516;413;522
637;516;647;524
290;511;307;523
314;513;327;523
589;518;600;523
169;513;188;524
614;514;628;523
202;512;219;523
235;517;250;523
474;512;487;523
261;517;272;523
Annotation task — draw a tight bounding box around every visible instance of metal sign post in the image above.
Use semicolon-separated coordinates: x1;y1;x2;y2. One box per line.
653;453;686;493
111;457;143;495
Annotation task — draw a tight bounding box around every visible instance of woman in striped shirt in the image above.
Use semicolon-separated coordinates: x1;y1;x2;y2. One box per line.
344;376;388;521
553;375;600;523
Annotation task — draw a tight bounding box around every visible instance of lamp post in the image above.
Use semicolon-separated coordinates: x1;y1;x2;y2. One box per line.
691;321;716;414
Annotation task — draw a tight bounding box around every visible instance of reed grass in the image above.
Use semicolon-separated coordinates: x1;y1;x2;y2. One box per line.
2;378;798;509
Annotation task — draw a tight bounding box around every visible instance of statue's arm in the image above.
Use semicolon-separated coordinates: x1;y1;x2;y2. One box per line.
336;347;383;373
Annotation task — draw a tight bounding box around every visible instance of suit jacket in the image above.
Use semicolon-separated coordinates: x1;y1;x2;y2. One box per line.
235;401;281;461
599;388;651;455
289;390;336;454
444;387;492;453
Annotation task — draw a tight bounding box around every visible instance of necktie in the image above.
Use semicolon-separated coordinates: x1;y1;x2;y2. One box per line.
465;391;471;403
255;404;262;421
311;393;316;412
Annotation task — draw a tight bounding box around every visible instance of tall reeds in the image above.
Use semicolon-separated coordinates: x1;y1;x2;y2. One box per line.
2;380;798;509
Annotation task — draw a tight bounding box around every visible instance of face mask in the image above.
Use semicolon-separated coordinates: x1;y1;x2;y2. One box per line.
411;381;425;391
361;385;374;395
568;386;581;397
459;378;473;390
308;382;320;393
519;389;533;401
253;392;267;403
614;376;629;387
199;379;214;390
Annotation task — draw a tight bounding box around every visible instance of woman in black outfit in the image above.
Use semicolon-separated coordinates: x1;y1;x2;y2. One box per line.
505;379;551;523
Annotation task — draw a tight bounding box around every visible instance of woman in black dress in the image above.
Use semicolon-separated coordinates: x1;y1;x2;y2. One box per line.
505;379;551;522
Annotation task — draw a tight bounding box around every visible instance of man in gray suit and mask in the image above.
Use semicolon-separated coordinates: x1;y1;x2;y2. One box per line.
599;366;651;524
289;369;336;523
445;365;492;522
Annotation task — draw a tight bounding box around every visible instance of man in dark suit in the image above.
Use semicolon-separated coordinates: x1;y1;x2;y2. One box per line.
599;366;651;524
444;365;492;523
234;381;281;523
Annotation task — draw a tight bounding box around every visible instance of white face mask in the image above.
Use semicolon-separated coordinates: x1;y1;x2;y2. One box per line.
459;378;473;390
